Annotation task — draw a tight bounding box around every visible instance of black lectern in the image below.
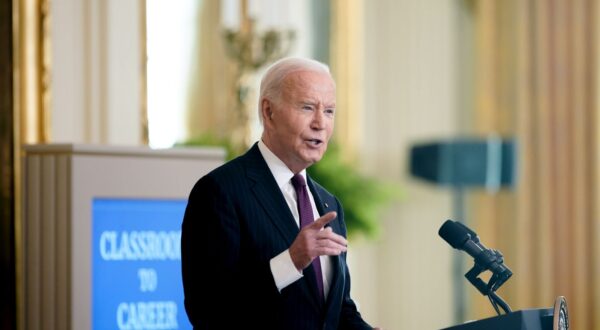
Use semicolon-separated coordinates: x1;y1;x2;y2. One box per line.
441;297;569;330
441;308;553;330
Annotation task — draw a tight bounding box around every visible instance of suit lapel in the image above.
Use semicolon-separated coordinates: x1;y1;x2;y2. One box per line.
245;148;324;311
243;146;340;312
244;145;299;247
307;175;343;235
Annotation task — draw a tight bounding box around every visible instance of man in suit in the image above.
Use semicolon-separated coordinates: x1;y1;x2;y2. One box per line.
181;57;377;329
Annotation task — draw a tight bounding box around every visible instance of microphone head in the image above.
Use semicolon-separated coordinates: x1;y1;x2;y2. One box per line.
454;221;480;243
438;220;470;249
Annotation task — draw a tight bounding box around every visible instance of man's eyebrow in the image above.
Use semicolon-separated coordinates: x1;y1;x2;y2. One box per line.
299;99;335;106
296;100;317;108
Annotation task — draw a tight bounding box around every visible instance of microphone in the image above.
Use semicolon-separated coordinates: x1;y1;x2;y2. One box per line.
453;220;479;243
439;219;514;314
438;220;512;287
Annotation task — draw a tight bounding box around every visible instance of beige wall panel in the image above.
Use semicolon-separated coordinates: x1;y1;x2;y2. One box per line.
355;0;462;328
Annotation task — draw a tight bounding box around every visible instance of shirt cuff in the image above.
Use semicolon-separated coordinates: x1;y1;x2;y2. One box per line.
270;249;303;292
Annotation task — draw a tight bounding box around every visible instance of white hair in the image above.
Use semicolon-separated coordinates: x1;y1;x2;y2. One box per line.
257;57;331;124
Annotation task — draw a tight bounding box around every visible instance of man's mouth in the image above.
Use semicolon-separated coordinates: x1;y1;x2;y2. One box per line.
306;139;323;146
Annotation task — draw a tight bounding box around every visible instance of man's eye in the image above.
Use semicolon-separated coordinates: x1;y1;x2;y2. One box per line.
302;105;314;111
325;109;335;116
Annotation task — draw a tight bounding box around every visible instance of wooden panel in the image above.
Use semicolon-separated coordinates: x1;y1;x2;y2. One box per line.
55;155;70;330
41;156;56;329
24;155;41;330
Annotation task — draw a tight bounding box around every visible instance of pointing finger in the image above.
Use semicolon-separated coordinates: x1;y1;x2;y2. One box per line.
312;211;337;229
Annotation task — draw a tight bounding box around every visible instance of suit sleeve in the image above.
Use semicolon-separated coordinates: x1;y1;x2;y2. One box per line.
181;175;243;328
335;198;374;330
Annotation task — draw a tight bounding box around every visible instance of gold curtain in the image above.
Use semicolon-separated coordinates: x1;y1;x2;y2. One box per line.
469;1;598;328
15;0;51;144
330;0;364;161
185;1;237;144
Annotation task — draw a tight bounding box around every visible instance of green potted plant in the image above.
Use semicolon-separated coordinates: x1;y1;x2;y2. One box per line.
307;143;400;238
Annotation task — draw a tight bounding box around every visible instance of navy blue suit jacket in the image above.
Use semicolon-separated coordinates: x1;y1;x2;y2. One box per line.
181;143;372;329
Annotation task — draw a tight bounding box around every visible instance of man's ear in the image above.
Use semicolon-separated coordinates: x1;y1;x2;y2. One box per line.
261;99;273;122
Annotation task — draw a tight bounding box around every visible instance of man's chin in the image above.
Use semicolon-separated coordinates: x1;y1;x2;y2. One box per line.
305;153;325;165
297;147;327;166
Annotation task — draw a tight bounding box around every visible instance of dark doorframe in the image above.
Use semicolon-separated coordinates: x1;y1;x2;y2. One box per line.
0;0;16;328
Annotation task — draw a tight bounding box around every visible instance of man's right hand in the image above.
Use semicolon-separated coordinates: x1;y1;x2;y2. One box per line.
289;211;348;271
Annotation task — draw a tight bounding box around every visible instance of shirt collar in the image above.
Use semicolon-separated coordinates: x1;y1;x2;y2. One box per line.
257;140;307;189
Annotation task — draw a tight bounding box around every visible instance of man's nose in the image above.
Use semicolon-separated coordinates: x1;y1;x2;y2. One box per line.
310;108;326;129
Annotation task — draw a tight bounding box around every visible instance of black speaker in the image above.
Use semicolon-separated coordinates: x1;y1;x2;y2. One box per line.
409;138;516;188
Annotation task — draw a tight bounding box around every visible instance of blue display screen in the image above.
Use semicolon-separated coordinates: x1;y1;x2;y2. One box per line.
92;198;192;330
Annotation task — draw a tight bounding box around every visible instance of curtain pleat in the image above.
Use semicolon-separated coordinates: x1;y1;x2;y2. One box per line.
330;0;364;161
470;1;597;328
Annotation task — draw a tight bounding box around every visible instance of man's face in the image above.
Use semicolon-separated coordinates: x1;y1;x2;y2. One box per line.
262;70;336;173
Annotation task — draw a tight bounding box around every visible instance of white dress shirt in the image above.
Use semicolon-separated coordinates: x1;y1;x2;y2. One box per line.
258;140;333;299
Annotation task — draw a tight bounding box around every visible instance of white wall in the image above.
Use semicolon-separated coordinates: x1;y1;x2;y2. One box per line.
349;0;464;328
50;0;143;145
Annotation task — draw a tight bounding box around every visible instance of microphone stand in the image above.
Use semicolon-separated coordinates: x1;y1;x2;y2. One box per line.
464;251;513;316
489;292;511;315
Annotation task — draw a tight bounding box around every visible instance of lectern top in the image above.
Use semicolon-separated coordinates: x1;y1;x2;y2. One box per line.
22;143;226;160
